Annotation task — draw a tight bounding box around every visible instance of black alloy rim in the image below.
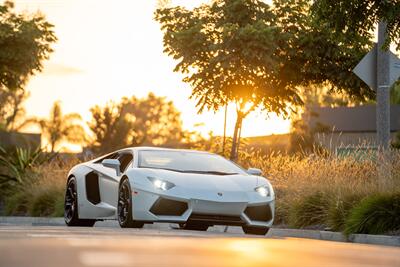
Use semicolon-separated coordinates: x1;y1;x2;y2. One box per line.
118;182;130;224
64;180;76;222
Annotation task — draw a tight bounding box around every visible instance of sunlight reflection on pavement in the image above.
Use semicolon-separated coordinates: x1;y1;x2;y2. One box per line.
0;226;399;267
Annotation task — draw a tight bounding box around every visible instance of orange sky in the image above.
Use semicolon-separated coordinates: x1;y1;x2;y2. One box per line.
12;0;290;143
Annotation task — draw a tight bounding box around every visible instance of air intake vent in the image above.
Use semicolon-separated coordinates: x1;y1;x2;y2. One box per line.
85;171;100;204
189;213;245;226
244;205;272;222
150;198;188;216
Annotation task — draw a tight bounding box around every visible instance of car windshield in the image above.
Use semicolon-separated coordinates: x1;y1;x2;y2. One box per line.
138;150;246;175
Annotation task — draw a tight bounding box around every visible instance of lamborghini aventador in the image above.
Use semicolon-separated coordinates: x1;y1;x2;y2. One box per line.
64;147;275;235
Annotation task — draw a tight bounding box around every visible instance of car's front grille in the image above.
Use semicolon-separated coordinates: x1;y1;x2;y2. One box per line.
150;198;188;216
188;213;245;226
244;204;273;222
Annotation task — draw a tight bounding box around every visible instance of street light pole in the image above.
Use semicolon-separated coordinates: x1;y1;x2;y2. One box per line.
376;21;391;149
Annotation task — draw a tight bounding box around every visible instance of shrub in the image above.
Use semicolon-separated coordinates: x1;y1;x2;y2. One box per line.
5;190;34;215
344;192;400;236
238;148;400;231
327;193;365;231
51;193;65;217
0;146;52;199
273;189;290;226
4;157;77;217
288;191;330;228
29;188;64;217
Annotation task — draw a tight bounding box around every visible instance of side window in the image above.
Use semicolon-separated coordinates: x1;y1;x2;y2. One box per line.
94;152;119;164
118;153;133;173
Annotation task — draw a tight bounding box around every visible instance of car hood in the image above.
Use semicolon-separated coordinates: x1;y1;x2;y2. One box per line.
137;168;262;192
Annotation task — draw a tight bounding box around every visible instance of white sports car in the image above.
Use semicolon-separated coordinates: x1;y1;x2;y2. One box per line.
64;147;275;235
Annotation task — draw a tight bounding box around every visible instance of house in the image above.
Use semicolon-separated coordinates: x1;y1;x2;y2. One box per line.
306;105;400;149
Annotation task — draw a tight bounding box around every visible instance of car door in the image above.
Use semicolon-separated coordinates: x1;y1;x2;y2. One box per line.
97;151;134;210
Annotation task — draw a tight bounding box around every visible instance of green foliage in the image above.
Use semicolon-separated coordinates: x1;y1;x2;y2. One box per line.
89;93;186;154
327;193;365;231
273;194;290;226
155;0;373;159
5;190;33;216
29;188;64;217
312;0;400;50
52;194;65;217
155;0;303;114
4;158;74;217
344;192;400;236
0;146;51;197
156;0;374;109
288;191;330;228
0;1;56;130
5;185;64;217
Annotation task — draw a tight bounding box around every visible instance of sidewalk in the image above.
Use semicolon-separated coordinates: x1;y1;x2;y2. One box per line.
0;216;399;247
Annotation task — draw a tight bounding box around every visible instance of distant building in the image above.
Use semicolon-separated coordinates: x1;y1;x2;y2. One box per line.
0;131;41;150
306;105;400;149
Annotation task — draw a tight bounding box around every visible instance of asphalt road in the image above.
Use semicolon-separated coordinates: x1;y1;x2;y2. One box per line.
0;225;399;267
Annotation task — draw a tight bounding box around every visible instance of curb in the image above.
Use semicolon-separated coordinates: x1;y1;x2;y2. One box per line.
0;216;65;226
269;228;400;247
0;216;399;247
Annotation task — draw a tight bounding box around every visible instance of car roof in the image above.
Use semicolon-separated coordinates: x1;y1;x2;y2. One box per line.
131;146;213;154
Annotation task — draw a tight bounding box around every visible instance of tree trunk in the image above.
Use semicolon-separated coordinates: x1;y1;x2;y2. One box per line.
230;112;243;161
236;120;242;158
222;104;228;156
50;140;55;153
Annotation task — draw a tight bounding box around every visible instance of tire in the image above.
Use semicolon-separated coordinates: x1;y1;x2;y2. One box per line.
179;222;209;231
118;179;144;228
242;226;269;235
64;177;96;227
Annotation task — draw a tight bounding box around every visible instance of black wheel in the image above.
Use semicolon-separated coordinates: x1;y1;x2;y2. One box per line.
64;177;96;227
242;226;269;235
118;179;144;228
179;222;209;231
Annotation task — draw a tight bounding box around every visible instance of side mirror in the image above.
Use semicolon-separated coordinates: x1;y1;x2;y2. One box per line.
247;168;262;176
102;159;121;176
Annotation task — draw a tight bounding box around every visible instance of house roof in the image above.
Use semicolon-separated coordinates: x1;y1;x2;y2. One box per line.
308;105;400;133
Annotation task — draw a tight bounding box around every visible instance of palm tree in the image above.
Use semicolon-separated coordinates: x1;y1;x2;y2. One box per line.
36;101;86;152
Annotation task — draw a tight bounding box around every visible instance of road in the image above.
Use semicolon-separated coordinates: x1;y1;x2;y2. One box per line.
0;225;399;267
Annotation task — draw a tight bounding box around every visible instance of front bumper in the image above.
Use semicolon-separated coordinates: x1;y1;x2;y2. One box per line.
131;184;274;228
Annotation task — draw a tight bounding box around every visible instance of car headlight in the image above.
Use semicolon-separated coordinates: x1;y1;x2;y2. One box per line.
147;177;175;190
255;185;271;197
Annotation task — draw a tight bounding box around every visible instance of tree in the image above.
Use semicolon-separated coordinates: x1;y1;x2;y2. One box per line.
274;0;373;98
0;1;56;131
311;0;400;50
89;93;186;154
89;101;130;154
155;0;302;160
155;0;372;160
33;102;85;153
0;89;28;131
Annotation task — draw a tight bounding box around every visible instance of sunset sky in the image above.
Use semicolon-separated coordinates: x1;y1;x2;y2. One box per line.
13;0;290;143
